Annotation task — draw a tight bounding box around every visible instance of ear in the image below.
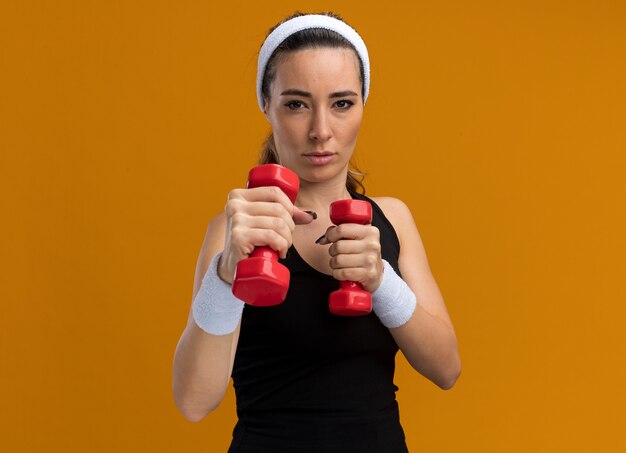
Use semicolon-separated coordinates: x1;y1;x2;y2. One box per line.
263;98;270;120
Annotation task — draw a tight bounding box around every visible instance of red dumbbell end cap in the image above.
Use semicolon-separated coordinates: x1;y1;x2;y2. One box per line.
329;199;372;225
329;289;372;316
247;164;300;204
232;258;290;306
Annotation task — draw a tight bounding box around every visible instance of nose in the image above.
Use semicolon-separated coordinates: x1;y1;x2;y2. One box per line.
308;109;332;142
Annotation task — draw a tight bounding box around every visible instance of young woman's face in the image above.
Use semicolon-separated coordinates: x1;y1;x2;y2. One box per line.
264;47;364;186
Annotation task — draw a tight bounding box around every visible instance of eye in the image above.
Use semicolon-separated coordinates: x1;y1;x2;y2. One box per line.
285;101;305;110
335;99;354;109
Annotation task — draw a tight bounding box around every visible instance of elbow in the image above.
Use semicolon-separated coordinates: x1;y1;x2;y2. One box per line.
437;368;461;390
175;397;221;423
172;370;228;423
180;407;211;423
180;408;206;423
436;356;462;390
173;382;224;422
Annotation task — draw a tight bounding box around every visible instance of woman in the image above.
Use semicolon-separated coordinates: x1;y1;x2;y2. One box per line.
173;12;461;452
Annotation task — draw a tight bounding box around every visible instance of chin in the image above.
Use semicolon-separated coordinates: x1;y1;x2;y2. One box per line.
299;163;348;184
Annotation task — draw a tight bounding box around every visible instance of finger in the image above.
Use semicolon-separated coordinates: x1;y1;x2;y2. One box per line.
324;224;369;243
231;214;293;244
329;253;372;270
238;186;295;213
293;207;317;225
331;267;368;284
315;226;335;245
229;200;295;232
328;239;366;257
239;228;291;259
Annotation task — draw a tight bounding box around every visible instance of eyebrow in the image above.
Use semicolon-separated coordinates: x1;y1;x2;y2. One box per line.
280;89;359;98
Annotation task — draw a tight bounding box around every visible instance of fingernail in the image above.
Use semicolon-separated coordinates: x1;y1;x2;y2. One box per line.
315;234;327;244
304;210;317;220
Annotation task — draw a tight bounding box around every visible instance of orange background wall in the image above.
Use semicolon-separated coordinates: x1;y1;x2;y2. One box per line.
2;1;625;451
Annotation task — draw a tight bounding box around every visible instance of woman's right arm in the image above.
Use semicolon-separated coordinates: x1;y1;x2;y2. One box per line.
172;187;313;422
172;211;240;422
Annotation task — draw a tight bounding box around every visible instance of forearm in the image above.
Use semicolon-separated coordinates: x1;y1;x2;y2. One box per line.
389;306;460;389
172;320;238;422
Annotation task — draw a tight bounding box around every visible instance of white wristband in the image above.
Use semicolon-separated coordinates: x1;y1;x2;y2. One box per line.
372;260;417;328
191;252;245;335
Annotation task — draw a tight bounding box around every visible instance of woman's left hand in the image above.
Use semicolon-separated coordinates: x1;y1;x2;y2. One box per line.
318;224;384;292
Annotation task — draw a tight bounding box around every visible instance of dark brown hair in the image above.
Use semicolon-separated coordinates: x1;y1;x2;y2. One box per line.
258;11;366;194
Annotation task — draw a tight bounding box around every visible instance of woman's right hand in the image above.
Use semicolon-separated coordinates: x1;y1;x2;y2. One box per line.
217;186;315;284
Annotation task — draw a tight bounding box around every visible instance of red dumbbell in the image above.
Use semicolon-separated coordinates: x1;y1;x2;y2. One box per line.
328;199;373;316
231;164;300;306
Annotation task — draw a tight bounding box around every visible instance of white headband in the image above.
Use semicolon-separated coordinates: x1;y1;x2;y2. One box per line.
256;14;370;112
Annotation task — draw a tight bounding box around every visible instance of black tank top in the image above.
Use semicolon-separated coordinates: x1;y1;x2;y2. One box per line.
228;192;409;452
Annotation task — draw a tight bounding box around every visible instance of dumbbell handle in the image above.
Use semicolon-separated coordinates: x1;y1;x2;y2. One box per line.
338;281;364;291
249;247;276;259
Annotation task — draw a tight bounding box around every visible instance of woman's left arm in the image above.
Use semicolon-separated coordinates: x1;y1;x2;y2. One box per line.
375;197;461;390
323;197;461;389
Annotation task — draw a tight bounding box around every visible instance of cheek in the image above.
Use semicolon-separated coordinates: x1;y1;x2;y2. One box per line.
272;125;291;149
273;116;306;145
342;115;363;143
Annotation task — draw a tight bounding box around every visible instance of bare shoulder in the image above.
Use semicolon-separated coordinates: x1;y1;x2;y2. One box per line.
371;196;412;219
370;196;417;243
371;197;449;320
371;195;434;274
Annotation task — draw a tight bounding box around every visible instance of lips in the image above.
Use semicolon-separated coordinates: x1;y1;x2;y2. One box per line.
303;151;337;166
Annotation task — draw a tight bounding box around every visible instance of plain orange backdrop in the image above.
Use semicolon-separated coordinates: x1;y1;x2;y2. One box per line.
1;1;625;451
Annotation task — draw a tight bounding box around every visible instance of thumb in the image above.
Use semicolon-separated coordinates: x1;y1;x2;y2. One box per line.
293;207;317;225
